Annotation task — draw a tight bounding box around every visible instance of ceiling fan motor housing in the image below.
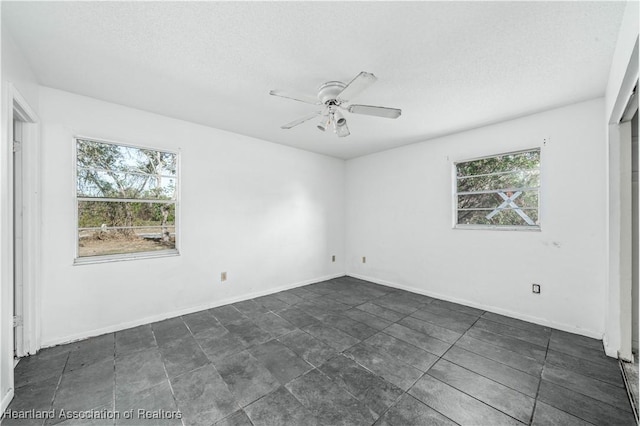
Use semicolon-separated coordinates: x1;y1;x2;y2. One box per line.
317;81;346;105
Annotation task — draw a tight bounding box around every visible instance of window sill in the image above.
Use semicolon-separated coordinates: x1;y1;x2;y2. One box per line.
73;249;180;265
453;225;541;232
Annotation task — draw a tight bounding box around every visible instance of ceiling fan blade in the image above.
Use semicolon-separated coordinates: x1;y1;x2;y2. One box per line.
337;72;377;103
280;111;322;129
270;89;321;105
348;104;401;119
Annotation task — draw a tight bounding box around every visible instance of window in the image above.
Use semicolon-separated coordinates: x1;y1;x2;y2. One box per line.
455;148;540;229
75;138;178;261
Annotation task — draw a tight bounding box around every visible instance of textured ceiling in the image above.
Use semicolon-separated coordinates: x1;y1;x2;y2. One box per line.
2;1;627;159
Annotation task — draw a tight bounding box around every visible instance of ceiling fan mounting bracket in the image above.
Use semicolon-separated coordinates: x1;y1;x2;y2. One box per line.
317;81;346;105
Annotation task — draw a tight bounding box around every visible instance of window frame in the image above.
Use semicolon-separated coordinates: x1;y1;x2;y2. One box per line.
452;147;542;231
73;136;181;264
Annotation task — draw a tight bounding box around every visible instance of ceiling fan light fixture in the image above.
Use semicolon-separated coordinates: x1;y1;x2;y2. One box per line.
333;110;347;127
335;120;350;137
317;115;330;132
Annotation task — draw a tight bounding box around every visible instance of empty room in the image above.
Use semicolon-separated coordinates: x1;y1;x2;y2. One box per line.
1;1;639;425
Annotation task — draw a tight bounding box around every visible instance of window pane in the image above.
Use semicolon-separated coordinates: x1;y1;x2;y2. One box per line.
457;208;539;227
457;191;539;210
457;169;539;193
455;149;540;228
77;139;177;177
77;201;176;257
78;226;176;257
77;169;176;199
456;150;539;177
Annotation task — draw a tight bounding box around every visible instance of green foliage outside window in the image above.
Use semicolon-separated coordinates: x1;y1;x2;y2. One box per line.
76;138;178;258
456;149;540;227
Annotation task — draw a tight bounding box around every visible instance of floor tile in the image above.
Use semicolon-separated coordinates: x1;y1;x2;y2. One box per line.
286;369;376;425
531;401;593;426
248;340;313;384
225;318;273;347
65;334;115;373
275;307;319;328
321;313;378;340
213;410;253;426
455;334;544;376
474;318;549;348
342;308;393;331
182;310;221;335
115;325;156;356
3;376;59;426
52;358;114;414
409;375;522;426
301;322;359;352
465;326;547;362
272;291;305;305
398;316;462;344
371;295;421;315
115;347;166;396
252;312;297;337
157;335;209;378
345;343;423;391
209;305;247;324
232;300;270;319
319;355;403;416
115;381;180;426
550;329;604;352
244;387;318;426
548;336;617;368
277;329;338;367
482;311;552;336
383;323;452;356
216;350;280;407
374;394;457;426
8;277;634;426
428;358;535;423
14;351;68;389
195;329;248;364
355;302;406;322
253;295;289;312
443;345;540;397
364;332;438;371
286;286;323;300
411;305;478;333
151;318;190;347
171;364;239;426
545;349;623;387
542;363;631;412
537;380;634;425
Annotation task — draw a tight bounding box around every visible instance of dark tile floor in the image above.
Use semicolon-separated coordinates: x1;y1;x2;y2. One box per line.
1;276;635;426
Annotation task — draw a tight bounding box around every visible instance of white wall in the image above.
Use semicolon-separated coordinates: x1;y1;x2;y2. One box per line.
38;87;345;346
346;99;607;337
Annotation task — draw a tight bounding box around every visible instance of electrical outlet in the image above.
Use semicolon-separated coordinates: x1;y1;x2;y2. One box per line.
532;283;541;294
221;272;227;282
332;255;336;262
362;256;366;263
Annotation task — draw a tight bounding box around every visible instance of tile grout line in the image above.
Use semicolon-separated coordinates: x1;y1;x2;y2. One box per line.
149;324;186;426
528;336;549;425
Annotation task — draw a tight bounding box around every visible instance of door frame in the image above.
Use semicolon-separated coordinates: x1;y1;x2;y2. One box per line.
8;84;40;358
606;38;639;361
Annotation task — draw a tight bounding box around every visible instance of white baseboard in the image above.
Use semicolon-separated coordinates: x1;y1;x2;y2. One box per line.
40;272;345;348
1;387;15;416
348;273;604;341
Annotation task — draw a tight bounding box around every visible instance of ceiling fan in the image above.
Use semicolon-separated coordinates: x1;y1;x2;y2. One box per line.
269;71;401;137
